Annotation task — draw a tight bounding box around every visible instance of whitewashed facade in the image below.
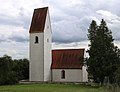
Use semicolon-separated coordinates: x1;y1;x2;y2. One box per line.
52;69;83;82
30;33;44;81
29;7;52;81
43;10;52;81
51;65;88;82
29;7;88;82
82;66;88;82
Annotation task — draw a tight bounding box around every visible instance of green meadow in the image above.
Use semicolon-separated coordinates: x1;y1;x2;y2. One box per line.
0;83;106;92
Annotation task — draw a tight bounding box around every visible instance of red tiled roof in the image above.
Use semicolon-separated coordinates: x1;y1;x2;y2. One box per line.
51;49;85;69
29;7;48;33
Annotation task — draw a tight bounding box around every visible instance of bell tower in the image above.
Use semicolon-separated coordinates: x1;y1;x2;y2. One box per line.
29;7;52;81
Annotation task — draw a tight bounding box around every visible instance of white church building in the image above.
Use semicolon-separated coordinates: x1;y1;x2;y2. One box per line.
29;7;88;82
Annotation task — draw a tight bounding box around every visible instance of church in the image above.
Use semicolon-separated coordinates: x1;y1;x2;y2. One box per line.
29;7;88;82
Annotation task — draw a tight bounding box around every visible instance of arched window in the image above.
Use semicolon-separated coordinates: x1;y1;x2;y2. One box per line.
35;36;39;43
47;39;49;42
61;70;65;79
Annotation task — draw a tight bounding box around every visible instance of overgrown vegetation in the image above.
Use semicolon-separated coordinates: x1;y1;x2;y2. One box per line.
0;55;29;85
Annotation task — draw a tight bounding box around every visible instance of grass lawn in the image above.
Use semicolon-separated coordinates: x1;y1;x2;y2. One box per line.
0;83;106;92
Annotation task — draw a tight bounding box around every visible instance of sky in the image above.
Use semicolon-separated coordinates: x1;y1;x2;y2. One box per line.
0;0;120;59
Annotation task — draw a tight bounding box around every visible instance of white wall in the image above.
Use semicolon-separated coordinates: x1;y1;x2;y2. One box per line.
29;9;52;82
44;10;52;81
52;69;82;82
29;33;44;81
82;49;88;82
82;65;88;82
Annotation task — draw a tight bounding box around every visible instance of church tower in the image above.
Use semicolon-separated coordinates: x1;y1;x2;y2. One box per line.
29;7;52;81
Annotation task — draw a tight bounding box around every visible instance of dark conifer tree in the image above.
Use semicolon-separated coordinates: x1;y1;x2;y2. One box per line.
87;19;120;84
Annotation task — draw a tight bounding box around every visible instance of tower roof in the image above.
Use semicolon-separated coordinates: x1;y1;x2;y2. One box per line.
29;7;48;33
51;49;85;69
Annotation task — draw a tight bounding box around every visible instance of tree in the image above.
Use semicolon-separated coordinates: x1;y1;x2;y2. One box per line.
87;20;98;44
0;55;29;85
0;55;18;85
114;47;120;86
114;66;120;86
12;59;29;80
87;19;120;85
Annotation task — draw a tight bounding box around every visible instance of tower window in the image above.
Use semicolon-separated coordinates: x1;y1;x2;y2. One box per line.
35;36;39;43
47;39;49;42
47;26;49;29
61;70;65;79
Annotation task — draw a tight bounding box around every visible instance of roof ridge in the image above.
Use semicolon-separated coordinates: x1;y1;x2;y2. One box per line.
52;48;85;51
35;7;48;10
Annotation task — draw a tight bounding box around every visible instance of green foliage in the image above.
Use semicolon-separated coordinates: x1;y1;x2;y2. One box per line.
87;19;120;84
87;20;98;44
0;55;29;85
0;55;17;85
12;59;29;80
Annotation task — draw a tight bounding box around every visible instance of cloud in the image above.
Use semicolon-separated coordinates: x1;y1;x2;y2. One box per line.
0;7;31;30
8;29;28;42
50;0;120;43
0;42;28;59
0;35;8;42
0;0;120;59
1;0;119;44
96;10;120;22
9;34;28;42
96;10;120;41
52;15;92;43
0;25;28;43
